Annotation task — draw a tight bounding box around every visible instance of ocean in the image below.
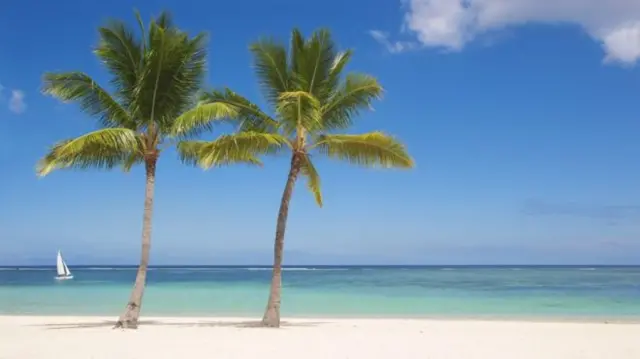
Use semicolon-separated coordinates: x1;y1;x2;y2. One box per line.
1;265;639;320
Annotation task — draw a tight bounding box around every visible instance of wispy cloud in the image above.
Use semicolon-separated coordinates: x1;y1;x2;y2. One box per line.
368;30;419;53
0;82;27;115
377;0;640;65
8;90;26;114
522;200;640;223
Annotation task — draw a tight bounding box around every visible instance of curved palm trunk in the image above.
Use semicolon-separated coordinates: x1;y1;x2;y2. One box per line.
262;154;302;327
114;157;157;329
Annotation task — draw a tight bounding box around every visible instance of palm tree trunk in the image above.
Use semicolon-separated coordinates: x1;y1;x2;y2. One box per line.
114;157;157;329
261;154;302;327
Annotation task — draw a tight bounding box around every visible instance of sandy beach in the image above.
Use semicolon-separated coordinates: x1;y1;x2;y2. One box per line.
0;316;638;359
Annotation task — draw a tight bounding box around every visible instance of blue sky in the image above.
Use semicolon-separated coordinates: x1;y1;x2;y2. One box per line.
1;0;640;265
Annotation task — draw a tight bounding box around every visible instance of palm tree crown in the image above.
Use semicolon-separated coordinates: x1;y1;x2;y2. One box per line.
177;29;414;203
38;11;211;175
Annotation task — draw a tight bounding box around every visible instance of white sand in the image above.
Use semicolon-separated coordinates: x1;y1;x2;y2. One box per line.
1;316;639;359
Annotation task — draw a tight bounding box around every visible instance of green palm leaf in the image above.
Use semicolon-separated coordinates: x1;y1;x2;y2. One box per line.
325;50;352;94
292;29;335;97
321;74;382;131
176;140;220;167
312;132;414;168
133;23;207;132
171;102;239;138
299;154;322;207
37;128;141;176
94;19;143;110
200;89;278;132
122;152;145;172
177;140;261;168
178;132;291;169
250;39;290;106
276;91;322;134
288;29;306;85
42;72;135;129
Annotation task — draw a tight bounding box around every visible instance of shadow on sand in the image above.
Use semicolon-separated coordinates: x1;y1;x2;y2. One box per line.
34;319;326;330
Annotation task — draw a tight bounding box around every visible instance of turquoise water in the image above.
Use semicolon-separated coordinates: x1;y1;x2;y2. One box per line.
1;266;639;319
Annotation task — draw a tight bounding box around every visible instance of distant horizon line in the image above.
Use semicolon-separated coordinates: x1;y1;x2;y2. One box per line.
1;264;639;268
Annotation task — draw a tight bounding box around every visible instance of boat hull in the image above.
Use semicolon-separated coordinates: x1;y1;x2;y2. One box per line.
55;275;73;280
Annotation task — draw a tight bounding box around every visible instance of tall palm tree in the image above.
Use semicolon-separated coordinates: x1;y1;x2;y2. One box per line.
181;29;414;327
36;11;263;329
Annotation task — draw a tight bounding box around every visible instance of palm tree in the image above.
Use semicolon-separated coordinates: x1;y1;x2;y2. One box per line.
181;29;414;327
36;11;263;329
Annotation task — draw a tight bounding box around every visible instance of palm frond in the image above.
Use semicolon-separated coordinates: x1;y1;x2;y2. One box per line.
171;102;239;138
122;152;144;172
289;29;306;84
325;49;352;94
249;38;290;106
42;72;135;129
201;89;278;132
299;154;322;207
94;17;143;111
37;128;142;176
296;29;335;101
176;140;218;167
133;19;207;133
177;140;261;168
178;132;291;169
276;91;322;134
153;11;174;31
134;9;147;51
321;74;382;131
312;132;414;169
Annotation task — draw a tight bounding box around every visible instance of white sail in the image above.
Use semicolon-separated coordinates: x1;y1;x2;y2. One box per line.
56;251;65;276
63;261;71;276
56;251;72;277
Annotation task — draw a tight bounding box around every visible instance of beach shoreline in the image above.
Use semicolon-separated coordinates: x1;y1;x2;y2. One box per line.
3;313;640;324
2;315;639;359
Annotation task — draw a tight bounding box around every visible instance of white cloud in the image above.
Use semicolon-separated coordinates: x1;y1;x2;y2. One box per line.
374;0;640;65
600;23;640;64
9;90;26;114
369;30;418;53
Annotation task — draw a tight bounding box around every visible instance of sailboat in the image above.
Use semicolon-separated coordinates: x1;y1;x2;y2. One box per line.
55;250;73;280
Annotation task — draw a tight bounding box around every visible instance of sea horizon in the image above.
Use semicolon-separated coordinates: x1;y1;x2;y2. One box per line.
3;264;640;268
2;265;639;320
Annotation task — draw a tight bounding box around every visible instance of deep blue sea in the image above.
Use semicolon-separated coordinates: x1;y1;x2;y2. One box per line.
1;265;639;320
